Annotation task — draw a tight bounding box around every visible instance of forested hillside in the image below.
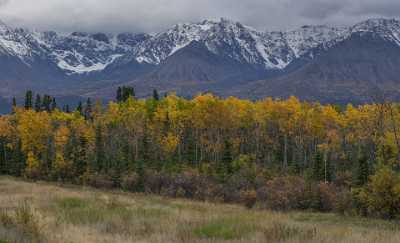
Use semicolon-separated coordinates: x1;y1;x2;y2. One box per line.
1;90;400;219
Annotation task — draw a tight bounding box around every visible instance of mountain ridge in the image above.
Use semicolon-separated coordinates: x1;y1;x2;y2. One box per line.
0;17;400;104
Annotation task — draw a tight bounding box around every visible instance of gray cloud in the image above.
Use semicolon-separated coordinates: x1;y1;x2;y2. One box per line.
0;0;399;33
299;0;348;19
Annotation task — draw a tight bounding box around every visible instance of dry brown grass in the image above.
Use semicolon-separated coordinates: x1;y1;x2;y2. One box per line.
0;176;399;243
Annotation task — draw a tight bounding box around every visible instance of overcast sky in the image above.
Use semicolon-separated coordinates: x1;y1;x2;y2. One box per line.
0;0;400;33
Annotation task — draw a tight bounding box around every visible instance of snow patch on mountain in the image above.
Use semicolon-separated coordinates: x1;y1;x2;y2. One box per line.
57;54;123;74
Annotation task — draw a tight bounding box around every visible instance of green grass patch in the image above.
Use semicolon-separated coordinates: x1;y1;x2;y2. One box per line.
56;197;104;225
57;197;89;210
54;196;170;227
193;218;257;240
133;207;169;218
56;197;130;225
0;240;10;243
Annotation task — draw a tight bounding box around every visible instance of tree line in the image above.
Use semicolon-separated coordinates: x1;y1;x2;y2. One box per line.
1;88;400;219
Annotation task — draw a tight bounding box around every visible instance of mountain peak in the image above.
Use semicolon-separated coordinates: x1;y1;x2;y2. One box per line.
0;20;11;34
350;18;400;44
352;18;400;31
358;18;399;25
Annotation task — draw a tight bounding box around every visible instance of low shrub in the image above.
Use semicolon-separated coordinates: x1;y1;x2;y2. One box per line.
220;173;253;203
257;176;308;210
352;166;400;219
241;190;257;209
309;182;339;212
143;170;170;194
333;188;353;215
82;172;115;189
120;172;140;191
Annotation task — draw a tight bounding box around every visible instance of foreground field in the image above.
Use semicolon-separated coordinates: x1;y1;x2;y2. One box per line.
0;177;399;243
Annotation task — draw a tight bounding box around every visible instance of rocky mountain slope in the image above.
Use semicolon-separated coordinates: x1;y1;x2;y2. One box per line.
0;18;400;104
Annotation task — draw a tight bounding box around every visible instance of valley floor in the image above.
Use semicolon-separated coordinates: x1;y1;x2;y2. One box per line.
0;176;399;243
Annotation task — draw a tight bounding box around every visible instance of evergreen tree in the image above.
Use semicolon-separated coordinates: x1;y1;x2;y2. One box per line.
130;86;135;99
141;128;151;164
94;125;105;172
354;156;370;186
153;89;160;101
121;86;135;102
0;139;6;174
24;90;33;109
325;158;333;182
11;139;25;176
116;87;122;102
76;101;83;115
84;98;92;120
42;95;51;112
51;97;57;111
12;97;17;108
217;139;233;182
66;129;88;178
312;152;324;181
43;136;55;175
34;94;42;112
11;97;17;113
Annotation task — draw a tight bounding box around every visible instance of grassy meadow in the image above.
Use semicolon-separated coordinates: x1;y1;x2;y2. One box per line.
0;176;399;243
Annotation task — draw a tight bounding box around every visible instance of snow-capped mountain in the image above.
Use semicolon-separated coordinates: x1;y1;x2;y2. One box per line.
1;17;400;104
131;19;349;69
0;21;47;60
131;18;400;70
0;20;150;75
1;17;400;74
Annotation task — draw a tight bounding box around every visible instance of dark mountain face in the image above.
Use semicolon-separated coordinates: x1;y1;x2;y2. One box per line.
1;18;400;109
0;53;67;98
128;41;268;97
238;32;400;104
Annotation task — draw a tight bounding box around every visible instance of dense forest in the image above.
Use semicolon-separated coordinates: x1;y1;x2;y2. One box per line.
1;88;400;219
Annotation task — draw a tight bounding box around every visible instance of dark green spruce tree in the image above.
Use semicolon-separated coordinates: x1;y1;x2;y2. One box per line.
76;101;83;114
11;97;17;114
217;139;233;182
116;87;123;102
11;139;25;176
0;139;6;174
94;125;105;172
34;94;42;112
153;89;160;101
354;156;370;186
24;90;33;109
84;98;92;120
51;97;57;111
121;86;135;102
312;152;324;182
42;95;52;112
